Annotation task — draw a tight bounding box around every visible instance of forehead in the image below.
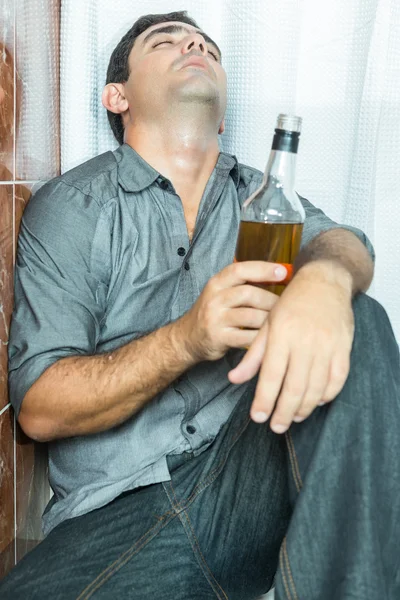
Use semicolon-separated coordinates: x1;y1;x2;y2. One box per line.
138;20;201;42
134;20;221;60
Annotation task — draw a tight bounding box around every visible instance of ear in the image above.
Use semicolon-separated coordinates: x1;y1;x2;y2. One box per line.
218;118;225;135
102;83;129;115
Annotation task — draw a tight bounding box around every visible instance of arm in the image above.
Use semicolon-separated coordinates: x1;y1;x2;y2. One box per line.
12;180;200;441
19;319;197;442
16;242;284;442
293;227;374;295
229;227;375;432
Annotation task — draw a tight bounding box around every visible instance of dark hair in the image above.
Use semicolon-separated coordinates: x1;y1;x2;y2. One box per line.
106;11;200;145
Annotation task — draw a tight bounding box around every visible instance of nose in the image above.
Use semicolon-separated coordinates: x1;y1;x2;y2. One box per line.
182;33;208;57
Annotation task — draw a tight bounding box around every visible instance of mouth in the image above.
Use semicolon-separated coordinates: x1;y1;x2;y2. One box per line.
181;57;210;72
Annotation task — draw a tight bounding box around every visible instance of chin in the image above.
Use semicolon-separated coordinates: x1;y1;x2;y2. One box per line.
178;82;220;105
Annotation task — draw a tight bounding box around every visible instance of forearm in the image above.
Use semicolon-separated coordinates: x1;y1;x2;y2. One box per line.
19;318;197;442
294;228;374;295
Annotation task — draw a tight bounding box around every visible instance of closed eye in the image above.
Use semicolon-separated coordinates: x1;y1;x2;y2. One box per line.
152;40;173;48
208;50;219;61
152;39;219;62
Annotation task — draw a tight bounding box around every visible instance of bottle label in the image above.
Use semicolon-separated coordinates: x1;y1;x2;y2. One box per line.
272;129;299;153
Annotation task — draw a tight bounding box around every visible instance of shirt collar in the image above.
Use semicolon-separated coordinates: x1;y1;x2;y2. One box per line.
115;144;160;192
114;143;241;192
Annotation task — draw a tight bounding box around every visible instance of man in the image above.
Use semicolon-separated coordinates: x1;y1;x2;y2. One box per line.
1;10;399;600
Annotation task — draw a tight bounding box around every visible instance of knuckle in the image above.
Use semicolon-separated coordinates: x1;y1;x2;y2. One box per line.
240;285;254;304
255;311;268;328
203;307;216;331
268;293;279;308
231;262;241;278
207;276;219;293
296;408;311;420
324;395;335;403
273;412;291;428
285;383;305;398
220;287;232;305
296;401;316;418
322;383;341;401
305;385;325;403
331;365;349;385
334;357;350;377
245;308;257;324
274;400;295;423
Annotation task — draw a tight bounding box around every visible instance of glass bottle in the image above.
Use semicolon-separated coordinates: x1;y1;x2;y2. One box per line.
235;114;305;296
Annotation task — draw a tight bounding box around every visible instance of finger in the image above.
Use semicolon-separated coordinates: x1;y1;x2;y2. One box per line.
226;328;260;350
217;261;288;290
227;307;269;330
249;334;291;425
321;351;351;402
228;321;269;384
293;353;331;422
222;285;279;311
268;350;313;433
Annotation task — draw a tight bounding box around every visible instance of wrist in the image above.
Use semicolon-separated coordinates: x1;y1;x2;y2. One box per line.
295;259;353;297
168;314;202;368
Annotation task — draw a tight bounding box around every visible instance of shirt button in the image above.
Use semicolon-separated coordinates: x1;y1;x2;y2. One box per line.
184;262;190;271
186;424;196;434
177;247;186;257
160;180;169;190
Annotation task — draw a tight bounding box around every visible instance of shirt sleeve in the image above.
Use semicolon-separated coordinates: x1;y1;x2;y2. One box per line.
300;195;375;261
8;179;110;416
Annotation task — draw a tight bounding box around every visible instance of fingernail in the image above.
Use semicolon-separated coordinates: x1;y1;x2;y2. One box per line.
274;266;287;279
293;415;306;423
271;424;288;434
252;411;268;423
318;402;326;406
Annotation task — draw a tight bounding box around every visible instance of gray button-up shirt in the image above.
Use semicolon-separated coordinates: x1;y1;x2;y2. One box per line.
8;144;374;534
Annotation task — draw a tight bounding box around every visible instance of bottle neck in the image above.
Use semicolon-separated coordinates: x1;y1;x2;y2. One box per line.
264;149;297;189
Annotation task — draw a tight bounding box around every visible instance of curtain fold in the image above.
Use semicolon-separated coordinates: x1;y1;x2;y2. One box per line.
59;0;400;339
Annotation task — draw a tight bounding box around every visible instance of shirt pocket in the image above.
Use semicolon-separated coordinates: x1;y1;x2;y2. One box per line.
103;266;181;340
132;268;181;334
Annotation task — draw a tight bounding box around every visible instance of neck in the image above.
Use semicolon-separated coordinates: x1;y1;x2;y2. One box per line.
124;114;221;203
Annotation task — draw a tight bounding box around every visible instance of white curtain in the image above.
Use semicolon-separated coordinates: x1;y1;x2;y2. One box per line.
60;0;400;341
15;0;60;181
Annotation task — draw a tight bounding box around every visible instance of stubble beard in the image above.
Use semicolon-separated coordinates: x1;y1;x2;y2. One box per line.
169;77;222;127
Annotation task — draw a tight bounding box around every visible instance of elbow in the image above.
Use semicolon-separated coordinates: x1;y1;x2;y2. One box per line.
18;410;56;442
18;396;61;442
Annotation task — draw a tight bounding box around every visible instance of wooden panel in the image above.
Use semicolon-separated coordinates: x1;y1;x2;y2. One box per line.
0;184;13;411
0;408;15;578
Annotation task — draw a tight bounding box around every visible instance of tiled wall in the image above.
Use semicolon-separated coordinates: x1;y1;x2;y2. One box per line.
0;0;60;578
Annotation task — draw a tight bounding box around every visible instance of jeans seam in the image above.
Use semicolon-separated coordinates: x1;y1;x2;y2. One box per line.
287;430;303;488
150;414;251;598
75;509;176;600
176;416;252;511
283;537;299;600
180;507;229;600
279;538;294;600
285;430;303;492
163;481;228;599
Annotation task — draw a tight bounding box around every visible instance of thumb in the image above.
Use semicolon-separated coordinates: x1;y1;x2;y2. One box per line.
228;321;269;384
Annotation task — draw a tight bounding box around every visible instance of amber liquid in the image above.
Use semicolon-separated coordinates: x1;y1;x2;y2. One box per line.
235;221;304;296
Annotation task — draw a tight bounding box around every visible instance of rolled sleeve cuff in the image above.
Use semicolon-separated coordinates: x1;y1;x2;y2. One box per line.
9;353;67;417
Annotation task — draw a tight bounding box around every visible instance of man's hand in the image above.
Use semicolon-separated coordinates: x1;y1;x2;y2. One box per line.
180;261;287;362
228;261;355;433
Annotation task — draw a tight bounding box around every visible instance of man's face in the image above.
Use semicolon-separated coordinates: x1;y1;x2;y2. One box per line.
122;21;227;128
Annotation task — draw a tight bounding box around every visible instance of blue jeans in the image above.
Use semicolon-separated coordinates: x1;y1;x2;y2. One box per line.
1;293;399;599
